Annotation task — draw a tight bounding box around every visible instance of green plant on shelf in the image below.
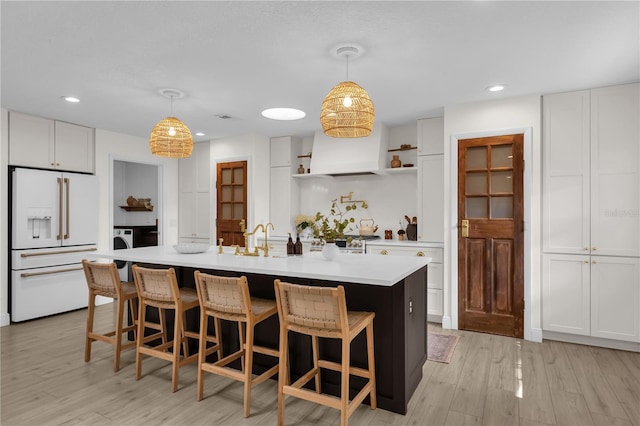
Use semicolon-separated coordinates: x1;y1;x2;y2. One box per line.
312;198;367;242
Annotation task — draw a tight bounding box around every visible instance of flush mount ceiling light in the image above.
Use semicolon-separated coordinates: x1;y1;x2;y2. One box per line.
61;96;80;103
149;89;193;158
486;84;507;92
320;45;374;138
261;107;306;120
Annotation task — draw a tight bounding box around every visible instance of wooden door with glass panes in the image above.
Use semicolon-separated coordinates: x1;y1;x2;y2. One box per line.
458;134;524;338
216;161;247;247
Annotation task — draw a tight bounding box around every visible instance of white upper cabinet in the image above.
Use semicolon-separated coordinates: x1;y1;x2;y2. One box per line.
9;111;95;173
418;155;444;242
543;83;640;257
417;116;444;156
179;142;211;242
590;84;640;257
270;136;302;168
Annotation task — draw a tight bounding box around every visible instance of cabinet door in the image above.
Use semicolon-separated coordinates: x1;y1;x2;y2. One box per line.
54;121;95;173
269;166;297;237
591;256;640;342
179;192;196;240
542;254;590;335
194;143;211;192
195;191;211;240
590;83;640;257
8;111;54;169
418;155;444;242
542;90;590;254
417;117;444;155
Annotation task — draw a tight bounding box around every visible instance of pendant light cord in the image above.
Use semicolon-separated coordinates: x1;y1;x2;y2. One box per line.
345;54;350;81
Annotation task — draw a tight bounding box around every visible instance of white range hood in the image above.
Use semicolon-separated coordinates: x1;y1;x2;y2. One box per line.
309;124;389;176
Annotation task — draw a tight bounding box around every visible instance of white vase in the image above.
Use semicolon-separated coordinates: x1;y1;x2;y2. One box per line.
321;242;340;260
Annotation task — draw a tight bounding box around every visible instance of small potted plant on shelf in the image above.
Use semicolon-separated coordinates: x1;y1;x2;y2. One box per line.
294;214;316;240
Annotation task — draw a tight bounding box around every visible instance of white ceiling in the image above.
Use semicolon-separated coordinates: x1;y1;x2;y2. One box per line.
2;1;639;143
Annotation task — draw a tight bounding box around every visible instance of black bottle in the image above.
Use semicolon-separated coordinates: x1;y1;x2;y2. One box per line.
294;233;303;255
287;233;295;256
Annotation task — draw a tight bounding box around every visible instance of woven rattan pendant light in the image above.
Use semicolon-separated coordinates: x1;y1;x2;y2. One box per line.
320;46;374;138
149;89;193;158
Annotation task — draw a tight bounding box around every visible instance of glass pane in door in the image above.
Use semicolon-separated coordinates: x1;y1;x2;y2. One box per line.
233;168;244;184
221;186;232;202
491;197;513;218
221;203;232;219
221;169;232;185
491;145;513;168
490;171;513;193
467;197;489;218
466;172;487;194
233;204;244;219
466;147;487;170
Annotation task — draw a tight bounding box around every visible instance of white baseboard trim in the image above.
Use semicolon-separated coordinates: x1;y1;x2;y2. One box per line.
1;313;11;327
427;314;443;324
526;327;543;343
543;330;640;352
441;315;452;329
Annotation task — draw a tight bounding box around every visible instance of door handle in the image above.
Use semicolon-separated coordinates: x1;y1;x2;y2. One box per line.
64;178;70;240
57;177;63;240
461;220;469;237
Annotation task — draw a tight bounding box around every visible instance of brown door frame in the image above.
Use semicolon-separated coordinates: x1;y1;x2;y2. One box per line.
448;128;532;338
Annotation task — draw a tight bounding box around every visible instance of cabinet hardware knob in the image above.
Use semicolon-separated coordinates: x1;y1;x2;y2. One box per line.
417;251;425;257
592;246;597;250
584;260;589;264
380;250;388;255
584;247;589;251
592;260;597;264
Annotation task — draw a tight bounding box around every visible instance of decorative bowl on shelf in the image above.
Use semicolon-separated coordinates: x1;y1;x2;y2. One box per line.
403;163;414;168
173;243;210;254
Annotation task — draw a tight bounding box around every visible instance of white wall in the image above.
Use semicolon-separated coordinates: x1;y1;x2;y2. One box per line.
443;94;542;342
209;133;270;236
95;129;180;250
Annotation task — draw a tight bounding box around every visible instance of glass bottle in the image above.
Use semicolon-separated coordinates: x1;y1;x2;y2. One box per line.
287;233;294;255
294;233;303;255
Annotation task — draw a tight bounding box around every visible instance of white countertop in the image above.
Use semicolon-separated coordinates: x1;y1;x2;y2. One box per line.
92;245;431;287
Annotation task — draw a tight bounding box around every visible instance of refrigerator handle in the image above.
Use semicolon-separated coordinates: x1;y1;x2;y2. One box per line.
57;177;63;240
64;178;70;240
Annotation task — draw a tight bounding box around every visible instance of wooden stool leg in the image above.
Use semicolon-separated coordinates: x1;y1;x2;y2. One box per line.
171;308;182;393
312;335;321;393
213;317;223;361
238;321;246;373
85;292;96;363
136;301;145;380
114;296;125;372
128;298;138;342
277;328;288;426
340;338;350;426
243;320;254;418
197;311;209;401
367;321;377;409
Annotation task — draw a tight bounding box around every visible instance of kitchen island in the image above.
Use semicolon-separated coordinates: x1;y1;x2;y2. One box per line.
91;246;431;415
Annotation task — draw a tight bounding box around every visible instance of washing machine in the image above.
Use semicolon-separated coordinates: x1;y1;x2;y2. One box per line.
113;228;133;282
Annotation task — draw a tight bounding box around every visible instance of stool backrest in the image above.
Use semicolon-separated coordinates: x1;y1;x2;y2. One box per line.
132;265;180;308
194;272;251;321
82;259;123;299
274;280;348;338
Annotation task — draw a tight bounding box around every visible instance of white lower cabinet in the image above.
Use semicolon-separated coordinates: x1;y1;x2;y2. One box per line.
543;254;640;342
367;243;444;321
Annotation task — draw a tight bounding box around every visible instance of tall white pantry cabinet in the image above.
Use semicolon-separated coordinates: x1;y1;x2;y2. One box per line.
542;83;640;343
179;142;211;243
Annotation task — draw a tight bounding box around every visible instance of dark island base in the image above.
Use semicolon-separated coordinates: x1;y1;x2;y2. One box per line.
134;262;428;415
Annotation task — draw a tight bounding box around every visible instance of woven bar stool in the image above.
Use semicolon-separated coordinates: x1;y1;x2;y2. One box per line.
274;280;376;426
82;259;138;372
194;271;280;417
132;264;205;392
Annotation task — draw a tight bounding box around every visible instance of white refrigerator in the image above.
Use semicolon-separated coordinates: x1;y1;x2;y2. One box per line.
11;167;99;322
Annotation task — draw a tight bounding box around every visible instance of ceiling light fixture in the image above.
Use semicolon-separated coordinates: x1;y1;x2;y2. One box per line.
320;45;374;138
261;108;306;121
149;89;193;158
486;84;506;92
62;96;80;103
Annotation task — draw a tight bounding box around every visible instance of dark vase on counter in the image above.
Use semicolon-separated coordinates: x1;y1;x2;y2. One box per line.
287;233;295;255
406;224;417;241
294;234;303;255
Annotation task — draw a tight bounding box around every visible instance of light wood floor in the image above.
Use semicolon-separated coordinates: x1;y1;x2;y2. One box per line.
2;303;639;425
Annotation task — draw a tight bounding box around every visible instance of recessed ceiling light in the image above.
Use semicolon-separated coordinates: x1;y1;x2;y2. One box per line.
61;96;80;103
195;132;205;136
261;108;306;121
486;84;506;92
